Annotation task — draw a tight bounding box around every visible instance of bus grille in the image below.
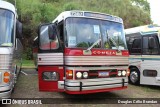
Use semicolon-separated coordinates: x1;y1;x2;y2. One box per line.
0;55;12;69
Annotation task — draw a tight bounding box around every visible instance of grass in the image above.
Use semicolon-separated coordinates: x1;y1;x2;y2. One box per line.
22;59;35;68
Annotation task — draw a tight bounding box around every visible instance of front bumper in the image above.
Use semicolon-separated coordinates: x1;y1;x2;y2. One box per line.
0;83;13;99
64;77;128;94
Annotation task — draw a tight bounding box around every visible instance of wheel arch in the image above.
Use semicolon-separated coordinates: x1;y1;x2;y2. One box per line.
128;65;141;85
129;65;140;74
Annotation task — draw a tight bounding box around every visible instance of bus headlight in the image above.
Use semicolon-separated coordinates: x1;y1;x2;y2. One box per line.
118;71;122;76
83;72;88;78
76;72;82;79
122;70;126;76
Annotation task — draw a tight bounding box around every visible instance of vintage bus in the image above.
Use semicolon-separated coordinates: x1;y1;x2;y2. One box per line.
125;25;160;86
0;1;23;98
33;11;129;94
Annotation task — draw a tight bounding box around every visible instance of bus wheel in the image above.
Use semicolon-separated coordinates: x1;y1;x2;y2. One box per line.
129;68;140;85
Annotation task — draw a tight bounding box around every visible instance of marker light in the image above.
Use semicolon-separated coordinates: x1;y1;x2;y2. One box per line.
127;69;130;76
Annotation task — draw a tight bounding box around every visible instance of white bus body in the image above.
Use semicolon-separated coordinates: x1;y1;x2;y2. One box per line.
125;25;160;86
0;1;23;98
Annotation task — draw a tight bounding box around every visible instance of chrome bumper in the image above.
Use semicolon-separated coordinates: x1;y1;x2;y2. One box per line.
64;77;128;91
0;83;13;99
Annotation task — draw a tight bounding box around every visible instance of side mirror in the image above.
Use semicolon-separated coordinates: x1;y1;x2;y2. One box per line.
16;20;22;38
48;25;57;41
39;23;59;50
148;37;154;49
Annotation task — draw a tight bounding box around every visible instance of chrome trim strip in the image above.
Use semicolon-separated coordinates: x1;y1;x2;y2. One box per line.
66;66;128;71
65;78;128;86
0;89;12;99
65;77;128;91
65;56;128;65
65;83;128;91
38;53;63;65
0;83;13;93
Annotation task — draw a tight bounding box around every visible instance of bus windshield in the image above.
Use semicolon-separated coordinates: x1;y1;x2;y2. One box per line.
0;9;15;47
65;18;127;50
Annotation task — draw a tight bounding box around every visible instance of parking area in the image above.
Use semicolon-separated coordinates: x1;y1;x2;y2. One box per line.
1;69;160;107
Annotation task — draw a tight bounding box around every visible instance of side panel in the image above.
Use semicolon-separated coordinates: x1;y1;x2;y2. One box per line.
129;55;142;68
38;53;63;65
38;66;64;91
140;56;160;86
0;48;14;98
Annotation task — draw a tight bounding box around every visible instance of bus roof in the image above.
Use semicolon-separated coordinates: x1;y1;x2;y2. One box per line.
125;25;160;35
0;0;16;14
52;10;123;24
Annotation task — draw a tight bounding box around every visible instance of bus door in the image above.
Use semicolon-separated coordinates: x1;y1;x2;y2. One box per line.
38;23;64;91
140;34;160;85
128;35;142;71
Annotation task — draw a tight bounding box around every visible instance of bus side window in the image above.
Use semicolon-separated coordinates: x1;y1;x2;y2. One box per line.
127;37;134;54
143;36;159;55
131;38;141;54
58;21;64;46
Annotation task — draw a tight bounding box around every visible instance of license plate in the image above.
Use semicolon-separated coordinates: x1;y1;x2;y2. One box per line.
98;72;109;77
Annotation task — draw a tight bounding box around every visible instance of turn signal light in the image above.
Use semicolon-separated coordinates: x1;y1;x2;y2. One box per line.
4;78;10;83
66;70;73;79
4;72;10;76
4;72;10;83
127;69;130;76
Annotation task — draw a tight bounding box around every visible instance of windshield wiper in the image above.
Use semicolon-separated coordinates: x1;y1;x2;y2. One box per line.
106;30;121;52
86;39;101;51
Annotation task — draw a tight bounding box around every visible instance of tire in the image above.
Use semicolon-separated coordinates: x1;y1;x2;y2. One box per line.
129;68;140;85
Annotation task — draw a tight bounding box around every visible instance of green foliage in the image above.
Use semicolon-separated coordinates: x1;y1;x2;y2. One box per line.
131;0;150;12
23;47;32;60
76;42;89;48
4;0;152;59
22;59;35;68
63;2;81;11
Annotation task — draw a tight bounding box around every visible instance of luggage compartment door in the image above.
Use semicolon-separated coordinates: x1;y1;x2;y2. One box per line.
38;66;64;92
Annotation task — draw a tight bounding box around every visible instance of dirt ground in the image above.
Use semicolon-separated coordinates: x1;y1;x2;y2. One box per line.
1;69;160;107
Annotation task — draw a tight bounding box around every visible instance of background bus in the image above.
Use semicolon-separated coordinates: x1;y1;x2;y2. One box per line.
0;0;23;98
125;25;160;86
33;10;129;94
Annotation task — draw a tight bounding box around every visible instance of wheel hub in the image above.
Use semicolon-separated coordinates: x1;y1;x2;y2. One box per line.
130;71;138;83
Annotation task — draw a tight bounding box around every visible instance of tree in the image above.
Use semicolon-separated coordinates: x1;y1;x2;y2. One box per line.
3;0;152;59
